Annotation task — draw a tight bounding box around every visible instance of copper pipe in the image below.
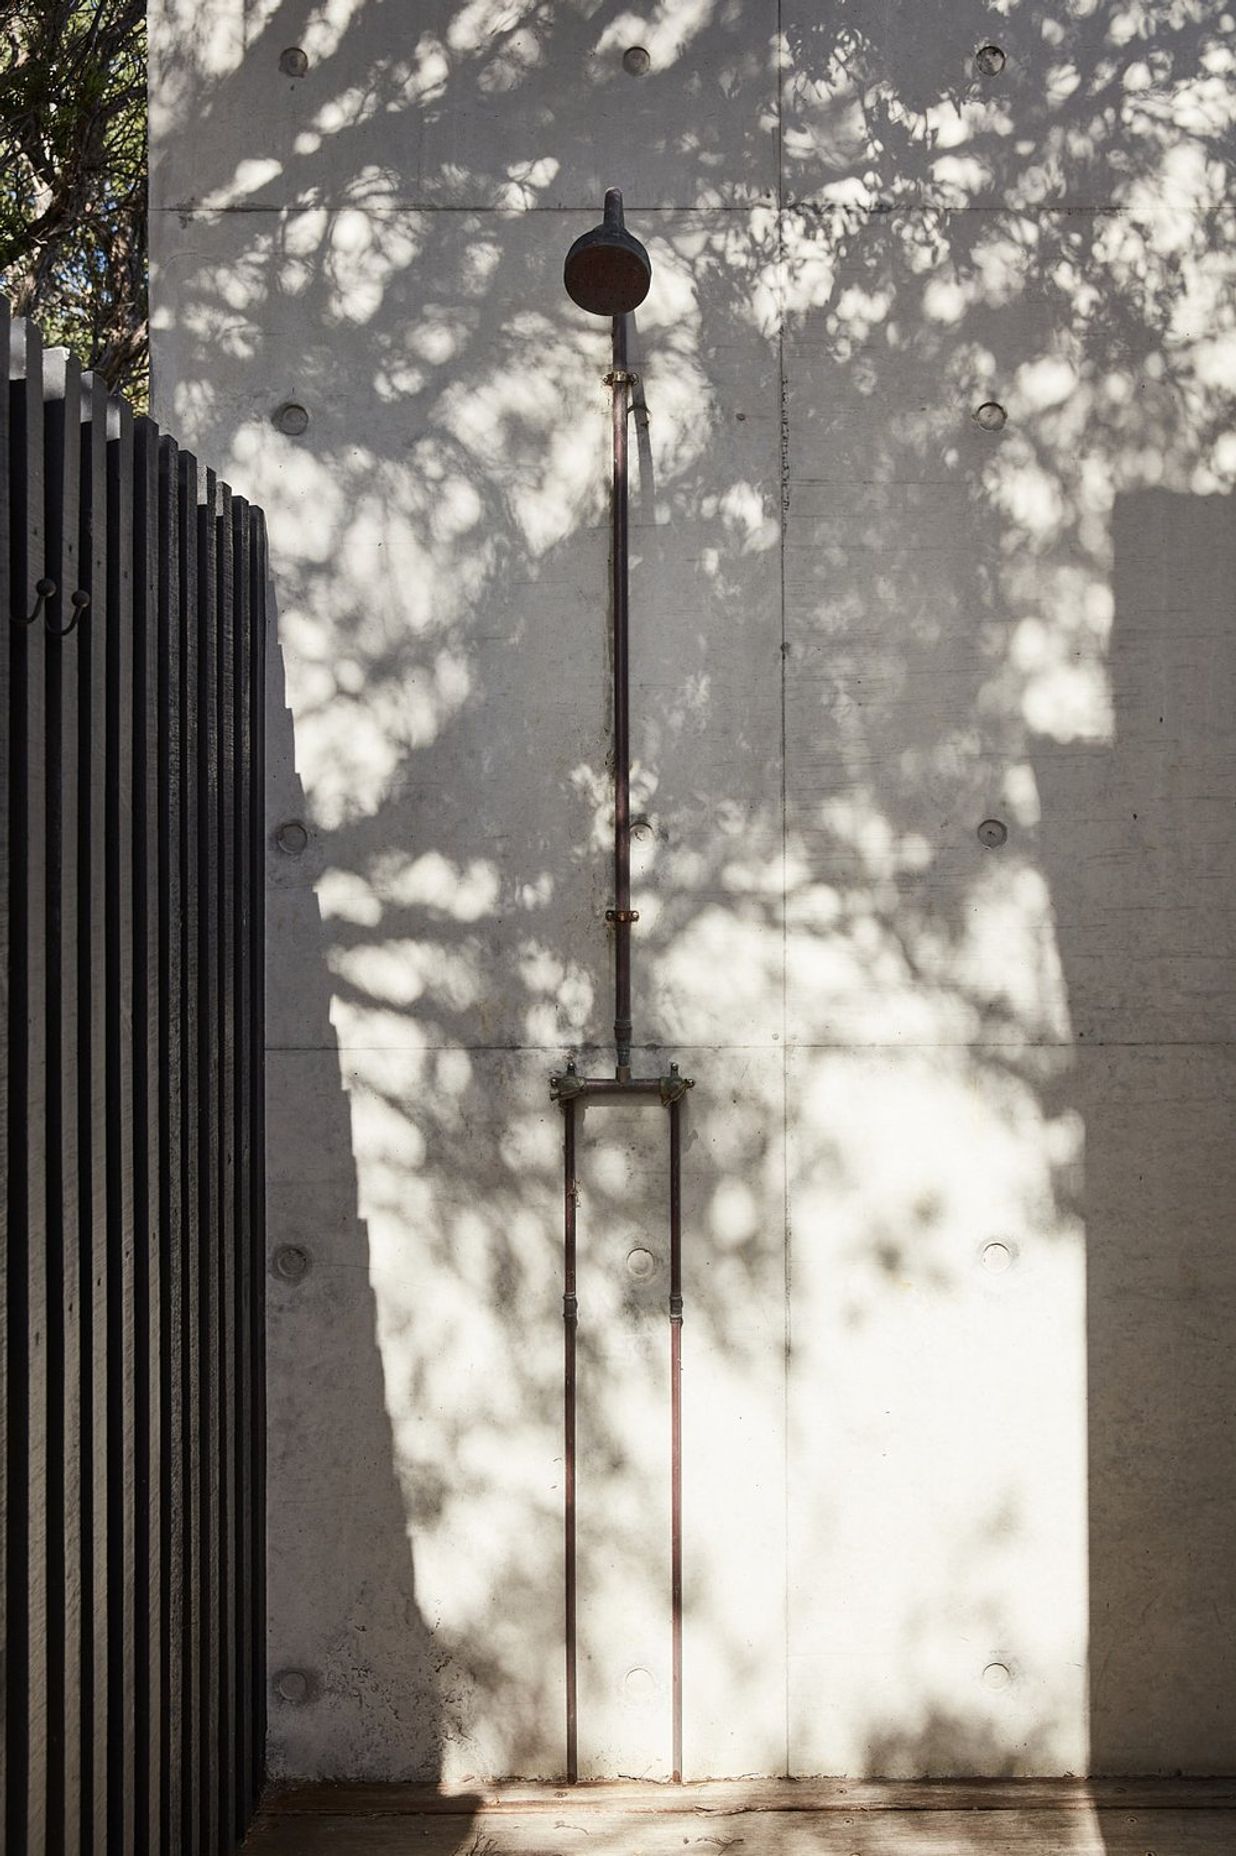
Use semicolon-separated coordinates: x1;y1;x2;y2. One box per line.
610;311;632;1081
669;1095;683;1783
563;1098;578;1783
557;199;697;1784
551;1073;687;1104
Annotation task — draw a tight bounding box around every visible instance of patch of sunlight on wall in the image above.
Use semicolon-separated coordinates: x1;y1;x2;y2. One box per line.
790;1046;1089;1776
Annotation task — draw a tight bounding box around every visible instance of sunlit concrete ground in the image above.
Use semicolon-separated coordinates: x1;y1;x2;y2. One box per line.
241;1779;1236;1853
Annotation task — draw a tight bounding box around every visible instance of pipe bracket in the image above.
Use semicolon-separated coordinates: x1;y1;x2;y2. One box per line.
550;1065;585;1103
604;368;639;387
606;908;639;924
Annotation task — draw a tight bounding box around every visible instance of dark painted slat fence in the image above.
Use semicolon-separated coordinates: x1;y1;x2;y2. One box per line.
80;368;112;1851
3;303;266;1855
0;295;9;1850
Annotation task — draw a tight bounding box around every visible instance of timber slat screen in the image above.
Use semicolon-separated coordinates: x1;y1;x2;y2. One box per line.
2;300;267;1855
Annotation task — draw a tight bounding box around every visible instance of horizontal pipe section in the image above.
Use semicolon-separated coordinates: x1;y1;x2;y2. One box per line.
550;1074;694;1106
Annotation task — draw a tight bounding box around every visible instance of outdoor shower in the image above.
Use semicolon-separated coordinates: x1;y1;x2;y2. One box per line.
550;190;693;1785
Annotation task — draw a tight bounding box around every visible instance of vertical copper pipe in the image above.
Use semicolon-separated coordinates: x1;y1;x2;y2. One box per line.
611;311;632;1081
669;1096;683;1783
563;1098;578;1782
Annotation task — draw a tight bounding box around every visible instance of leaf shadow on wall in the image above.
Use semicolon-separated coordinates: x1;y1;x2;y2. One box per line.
263;619;483;1806
150;0;1236;1788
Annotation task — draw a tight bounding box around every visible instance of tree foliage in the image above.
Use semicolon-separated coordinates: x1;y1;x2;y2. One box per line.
0;1;147;404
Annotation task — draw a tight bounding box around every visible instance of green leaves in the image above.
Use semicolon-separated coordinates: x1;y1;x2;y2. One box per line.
0;0;148;405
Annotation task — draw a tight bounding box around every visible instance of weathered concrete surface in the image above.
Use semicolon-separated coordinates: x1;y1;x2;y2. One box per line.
240;1778;1236;1856
151;0;1236;1785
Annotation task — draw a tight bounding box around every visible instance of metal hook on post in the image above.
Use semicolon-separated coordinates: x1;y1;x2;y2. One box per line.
45;589;91;637
10;578;90;635
12;576;56;626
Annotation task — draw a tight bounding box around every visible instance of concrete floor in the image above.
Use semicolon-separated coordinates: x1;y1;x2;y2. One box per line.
243;1779;1236;1853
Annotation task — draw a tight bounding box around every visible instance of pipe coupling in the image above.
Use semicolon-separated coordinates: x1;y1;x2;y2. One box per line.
550;1065;585;1102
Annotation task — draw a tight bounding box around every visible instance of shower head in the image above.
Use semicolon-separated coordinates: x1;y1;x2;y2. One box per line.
563;189;651;317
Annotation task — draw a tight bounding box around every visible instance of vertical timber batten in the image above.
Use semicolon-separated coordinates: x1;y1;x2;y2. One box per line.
132;413;164;1854
178;444;204;1856
104;386;138;1856
157;429;185;1852
9;311;50;1854
79;369;111;1851
0;292;10;1855
43;343;85;1853
196;468;222;1856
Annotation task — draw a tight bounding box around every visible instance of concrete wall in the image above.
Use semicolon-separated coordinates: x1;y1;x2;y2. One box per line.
148;0;1236;1784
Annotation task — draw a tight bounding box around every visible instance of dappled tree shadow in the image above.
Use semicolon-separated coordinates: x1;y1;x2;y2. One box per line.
149;0;1236;1790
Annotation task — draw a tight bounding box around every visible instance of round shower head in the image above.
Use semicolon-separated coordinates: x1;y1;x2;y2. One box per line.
563;189;651;317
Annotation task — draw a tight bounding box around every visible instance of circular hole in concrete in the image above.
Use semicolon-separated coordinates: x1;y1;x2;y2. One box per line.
279;45;309;76
982;1661;1013;1691
272;1244;311;1283
623;1666;657;1703
973;400;1007;432
275;820;309;856
623;45;651;74
977;818;1008;849
981;1241;1013;1274
626;1247;657;1281
275;1668;312;1704
273;401;310;437
975;43;1007;76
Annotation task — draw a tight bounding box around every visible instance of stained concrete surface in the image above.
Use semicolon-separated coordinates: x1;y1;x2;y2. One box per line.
239;1779;1236;1855
150;0;1236;1786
